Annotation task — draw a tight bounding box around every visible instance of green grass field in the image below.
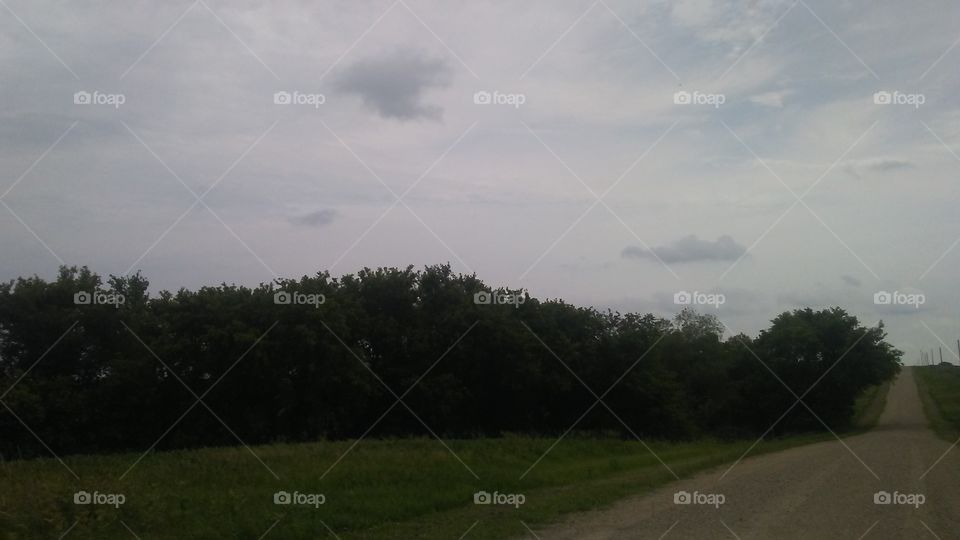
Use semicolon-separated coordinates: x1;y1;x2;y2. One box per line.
0;385;888;539
0;436;825;540
914;364;960;440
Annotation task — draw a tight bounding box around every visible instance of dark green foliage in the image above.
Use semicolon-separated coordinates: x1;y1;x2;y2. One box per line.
0;265;902;459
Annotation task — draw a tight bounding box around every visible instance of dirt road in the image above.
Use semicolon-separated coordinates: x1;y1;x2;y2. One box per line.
535;368;960;539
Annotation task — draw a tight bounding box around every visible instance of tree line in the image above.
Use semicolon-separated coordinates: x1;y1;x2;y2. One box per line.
0;265;901;459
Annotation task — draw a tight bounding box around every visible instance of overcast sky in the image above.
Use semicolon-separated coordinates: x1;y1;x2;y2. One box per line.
2;0;959;363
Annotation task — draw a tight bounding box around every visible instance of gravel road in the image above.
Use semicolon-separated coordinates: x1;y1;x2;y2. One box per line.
535;368;960;539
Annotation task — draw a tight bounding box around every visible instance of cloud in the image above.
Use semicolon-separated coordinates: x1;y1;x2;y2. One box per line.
749;90;789;108
333;51;451;120
290;209;338;227
844;158;913;179
622;235;747;263
841;275;861;287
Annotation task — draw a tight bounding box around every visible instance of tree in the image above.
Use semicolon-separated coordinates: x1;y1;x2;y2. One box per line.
0;266;903;459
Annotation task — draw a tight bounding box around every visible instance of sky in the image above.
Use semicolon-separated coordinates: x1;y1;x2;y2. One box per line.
1;0;959;363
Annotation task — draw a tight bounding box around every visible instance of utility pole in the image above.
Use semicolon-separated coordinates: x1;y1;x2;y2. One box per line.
940;346;944;365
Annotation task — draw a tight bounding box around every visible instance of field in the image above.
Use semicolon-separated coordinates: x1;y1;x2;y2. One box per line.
0;382;887;539
914;364;960;440
2;436;840;540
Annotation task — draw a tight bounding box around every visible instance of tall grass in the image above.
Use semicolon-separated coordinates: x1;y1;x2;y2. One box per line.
914;364;960;440
852;380;891;430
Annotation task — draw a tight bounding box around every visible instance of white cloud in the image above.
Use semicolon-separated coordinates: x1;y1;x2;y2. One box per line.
749;90;789;108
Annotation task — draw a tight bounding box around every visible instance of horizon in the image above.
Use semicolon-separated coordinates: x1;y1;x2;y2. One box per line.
3;0;959;363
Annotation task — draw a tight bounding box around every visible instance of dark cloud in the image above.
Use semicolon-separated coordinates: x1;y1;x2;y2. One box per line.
841;275;861;287
622;235;746;263
333;51;451;121
290;209;338;227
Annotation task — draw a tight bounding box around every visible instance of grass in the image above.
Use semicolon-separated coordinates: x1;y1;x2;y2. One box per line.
0;436;825;540
914;364;960;440
0;385;890;539
852;379;892;430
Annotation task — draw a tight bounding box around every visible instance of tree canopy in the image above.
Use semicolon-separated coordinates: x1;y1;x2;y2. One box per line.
0;265;901;459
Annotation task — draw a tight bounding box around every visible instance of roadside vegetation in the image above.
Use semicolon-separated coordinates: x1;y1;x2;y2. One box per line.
914;364;960;440
0;375;890;540
0;265;901;537
0;432;863;540
852;380;892;430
